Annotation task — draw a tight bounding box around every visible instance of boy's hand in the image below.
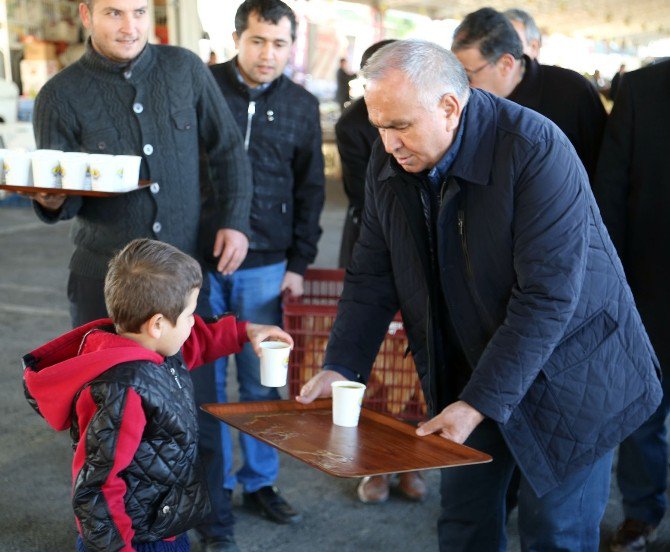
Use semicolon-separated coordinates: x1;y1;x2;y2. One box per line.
246;323;294;357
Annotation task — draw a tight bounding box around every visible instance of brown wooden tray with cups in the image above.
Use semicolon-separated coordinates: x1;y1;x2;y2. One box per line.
201;399;492;477
0;180;152;198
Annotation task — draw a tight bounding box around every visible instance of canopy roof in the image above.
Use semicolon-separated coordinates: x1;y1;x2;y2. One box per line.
363;0;670;45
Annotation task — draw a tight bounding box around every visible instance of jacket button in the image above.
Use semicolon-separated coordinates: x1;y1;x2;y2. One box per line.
97;141;106;150
143;144;154;155
150;182;160;194
162;505;170;514
133;102;144;114
152;221;162;233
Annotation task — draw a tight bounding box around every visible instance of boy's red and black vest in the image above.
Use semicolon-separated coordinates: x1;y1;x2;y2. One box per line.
23;320;213;550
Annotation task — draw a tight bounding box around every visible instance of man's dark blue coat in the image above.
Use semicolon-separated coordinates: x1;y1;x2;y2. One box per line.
324;89;662;496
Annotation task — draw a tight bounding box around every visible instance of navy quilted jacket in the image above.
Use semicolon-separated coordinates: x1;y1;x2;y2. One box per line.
325;89;662;497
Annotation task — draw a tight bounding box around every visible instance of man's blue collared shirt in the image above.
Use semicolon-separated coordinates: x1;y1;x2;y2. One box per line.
426;104;468;193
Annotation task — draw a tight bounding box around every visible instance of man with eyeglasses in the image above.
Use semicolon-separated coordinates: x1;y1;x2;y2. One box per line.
452;7;606;184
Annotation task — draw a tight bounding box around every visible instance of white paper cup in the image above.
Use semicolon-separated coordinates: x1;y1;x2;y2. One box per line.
260;341;291;387
60;152;90;190
116;155;141;190
31;149;63;189
89;154;121;192
4;150;33;187
331;381;366;427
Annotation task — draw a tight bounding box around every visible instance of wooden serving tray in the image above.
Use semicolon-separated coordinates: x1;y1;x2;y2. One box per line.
202;399;491;477
0;180;152;197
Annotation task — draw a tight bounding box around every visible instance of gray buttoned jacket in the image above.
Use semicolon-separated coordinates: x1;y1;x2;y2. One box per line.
32;40;252;279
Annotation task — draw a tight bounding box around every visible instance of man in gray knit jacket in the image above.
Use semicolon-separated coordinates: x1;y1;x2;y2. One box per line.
30;0;253;328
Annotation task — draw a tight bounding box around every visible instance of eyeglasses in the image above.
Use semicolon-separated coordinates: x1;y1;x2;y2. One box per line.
463;60;492;80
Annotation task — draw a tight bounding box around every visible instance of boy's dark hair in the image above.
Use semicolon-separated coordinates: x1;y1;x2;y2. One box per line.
105;239;203;333
235;0;297;43
452;7;524;63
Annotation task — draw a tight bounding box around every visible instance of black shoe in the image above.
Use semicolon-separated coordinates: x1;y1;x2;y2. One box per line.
202;534;240;552
610;519;657;551
243;485;302;524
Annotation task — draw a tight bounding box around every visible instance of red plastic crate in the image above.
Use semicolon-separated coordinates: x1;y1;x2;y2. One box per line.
284;268;426;422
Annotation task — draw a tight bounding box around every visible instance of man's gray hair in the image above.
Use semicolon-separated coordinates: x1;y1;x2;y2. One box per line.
363;40;470;108
504;8;542;46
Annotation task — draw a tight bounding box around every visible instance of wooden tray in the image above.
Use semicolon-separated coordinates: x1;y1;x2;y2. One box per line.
0;180;152;197
202;399;492;477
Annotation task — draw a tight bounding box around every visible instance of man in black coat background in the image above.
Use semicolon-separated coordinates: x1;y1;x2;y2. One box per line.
335;39;394;269
594;59;670;552
193;0;324;550
451;7;606;183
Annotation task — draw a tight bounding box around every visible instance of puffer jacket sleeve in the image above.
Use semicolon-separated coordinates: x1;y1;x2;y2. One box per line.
459;137;589;423
73;383;146;552
324;151;400;381
182;315;248;369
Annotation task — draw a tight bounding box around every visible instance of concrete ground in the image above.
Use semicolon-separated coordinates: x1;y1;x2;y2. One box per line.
0;181;669;551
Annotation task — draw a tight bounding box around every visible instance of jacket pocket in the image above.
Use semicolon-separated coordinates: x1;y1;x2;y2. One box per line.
171;107;196;131
82;127;121;152
521;307;646;478
147;485;182;538
541;308;617;380
249;194;293;250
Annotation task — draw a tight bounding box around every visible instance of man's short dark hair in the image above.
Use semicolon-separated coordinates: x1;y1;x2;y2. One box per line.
235;0;297;43
452;7;523;62
105;239;202;333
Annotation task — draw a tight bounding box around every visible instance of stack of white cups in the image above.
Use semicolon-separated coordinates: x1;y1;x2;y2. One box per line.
0;150;142;192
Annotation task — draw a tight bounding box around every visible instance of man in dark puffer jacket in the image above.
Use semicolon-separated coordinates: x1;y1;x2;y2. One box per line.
298;40;662;551
23;239;292;552
193;1;324;547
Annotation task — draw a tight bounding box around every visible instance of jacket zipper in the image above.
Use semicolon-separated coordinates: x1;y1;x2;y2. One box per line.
457;210;474;279
457;209;496;332
244;100;256;151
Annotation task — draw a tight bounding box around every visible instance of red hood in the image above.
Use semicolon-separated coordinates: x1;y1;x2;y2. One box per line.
23;318;163;431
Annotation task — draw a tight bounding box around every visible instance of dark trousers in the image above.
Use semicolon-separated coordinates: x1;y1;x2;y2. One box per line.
191;273;235;539
67;272;108;328
438;419;613;551
617;371;670;526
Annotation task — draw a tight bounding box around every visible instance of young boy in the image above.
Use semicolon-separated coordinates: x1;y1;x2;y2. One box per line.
22;239;293;552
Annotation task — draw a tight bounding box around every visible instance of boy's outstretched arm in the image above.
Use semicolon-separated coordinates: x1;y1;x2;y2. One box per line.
183;315;292;369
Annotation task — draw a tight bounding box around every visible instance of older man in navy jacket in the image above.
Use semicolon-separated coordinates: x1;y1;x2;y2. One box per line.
297;40;662;551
